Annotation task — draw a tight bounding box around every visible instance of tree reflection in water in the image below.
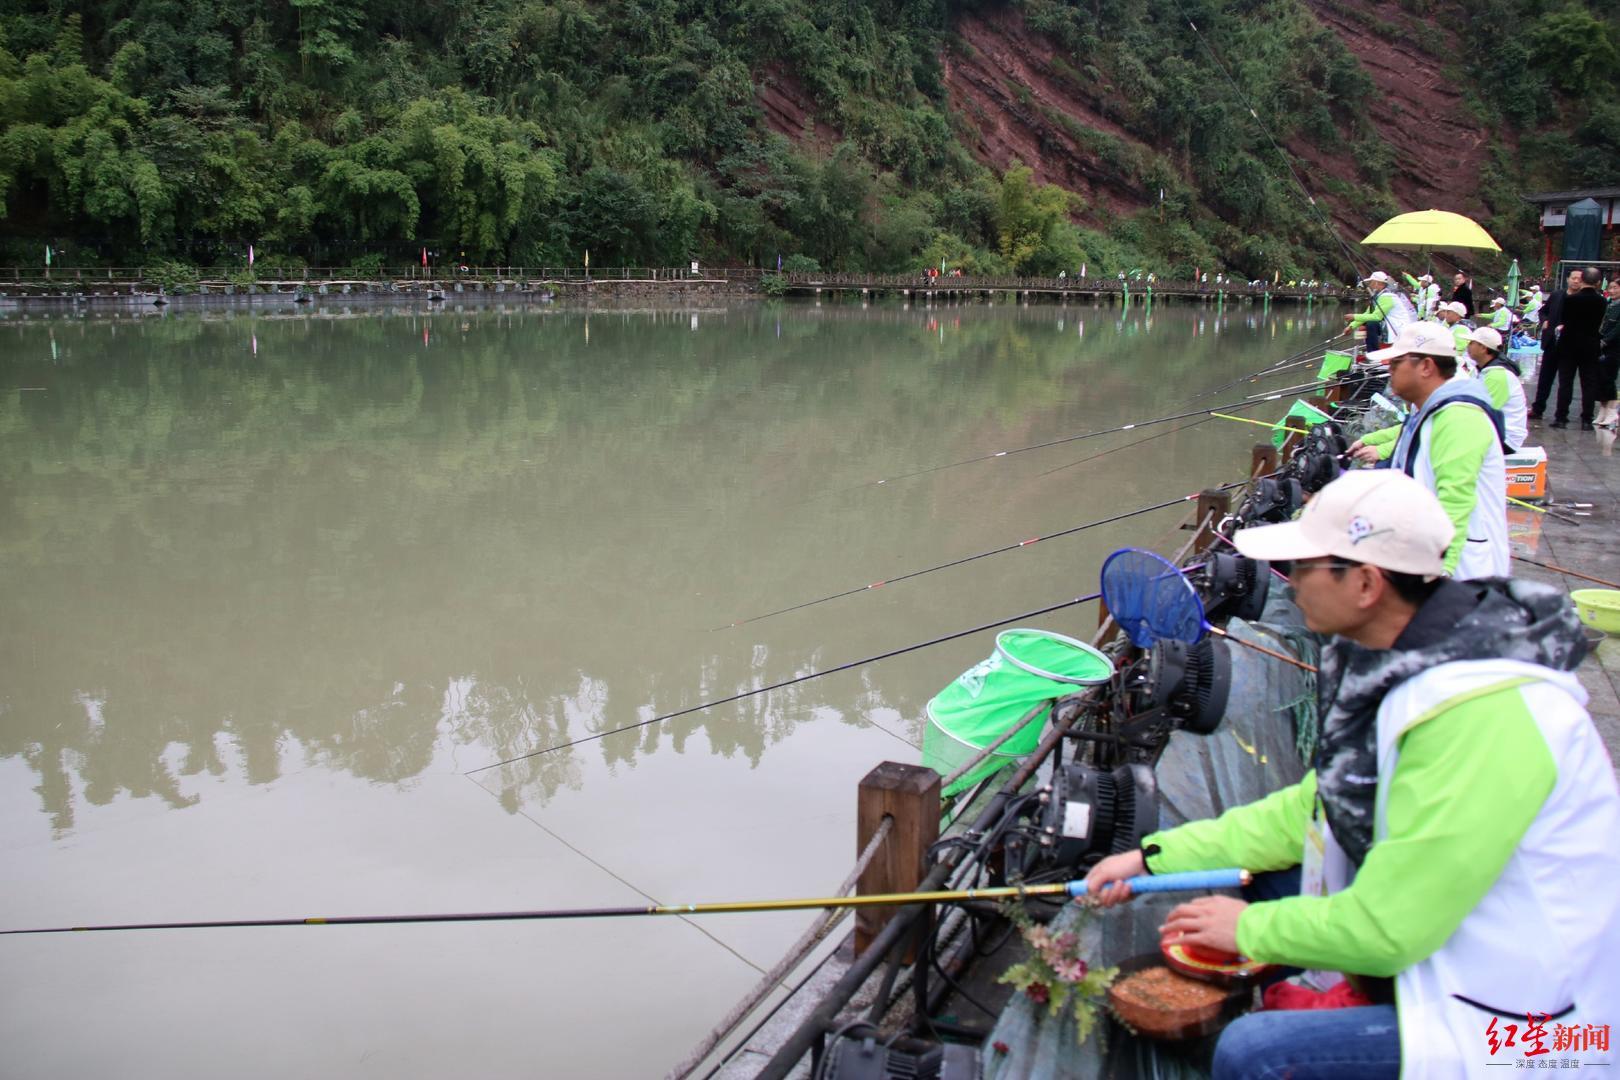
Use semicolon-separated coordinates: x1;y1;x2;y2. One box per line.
0;301;1333;835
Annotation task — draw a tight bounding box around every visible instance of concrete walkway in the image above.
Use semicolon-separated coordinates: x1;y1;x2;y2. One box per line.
1511;421;1619;766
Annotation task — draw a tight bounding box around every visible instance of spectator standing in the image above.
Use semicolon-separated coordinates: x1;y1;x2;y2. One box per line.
1449;272;1474;319
1552;266;1608;430
1597;278;1620;429
1530;268;1583;421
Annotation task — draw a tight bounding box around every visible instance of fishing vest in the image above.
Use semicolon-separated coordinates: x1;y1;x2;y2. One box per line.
1481;359;1528;451
1373;662;1620;1076
1382;291;1418;337
1388;382;1509;580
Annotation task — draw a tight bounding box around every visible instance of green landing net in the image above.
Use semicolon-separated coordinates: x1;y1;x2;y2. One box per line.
922;629;1113;797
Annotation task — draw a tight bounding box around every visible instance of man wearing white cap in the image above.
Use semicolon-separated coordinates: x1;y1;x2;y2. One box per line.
1523;282;1546;325
1469;325;1528;450
1487;296;1515;334
1345;271;1398;352
1402;271;1438;318
1435;299;1473;357
1084;470;1618;1078
1346;322;1509;579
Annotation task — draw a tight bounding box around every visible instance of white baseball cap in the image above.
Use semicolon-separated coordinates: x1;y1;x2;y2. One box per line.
1232;470;1454;577
1438;300;1467;317
1490;296;1506;307
1419;274;1434;283
1468;326;1504;352
1362;271;1391;285
1367;321;1457;362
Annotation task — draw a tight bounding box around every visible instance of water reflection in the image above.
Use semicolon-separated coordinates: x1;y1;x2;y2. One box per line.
0;301;1335;836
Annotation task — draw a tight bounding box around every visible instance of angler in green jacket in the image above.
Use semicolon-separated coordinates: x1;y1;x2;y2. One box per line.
1084;470;1618;1079
1401;272;1438;318
1346;271;1398;351
1345;323;1508;579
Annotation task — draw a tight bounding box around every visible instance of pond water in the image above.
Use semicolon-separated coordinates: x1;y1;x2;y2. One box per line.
0;297;1336;1078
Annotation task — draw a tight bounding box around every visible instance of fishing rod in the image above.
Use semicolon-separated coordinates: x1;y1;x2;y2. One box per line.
0;870;1251;937
1508;496;1582;525
473;587;1110;773
1189;333;1350;403
1208;412;1309;436
714;488;1203;631
842;393;1294;494
1036;415;1209;478
1513;555;1618;589
1205;625;1317;673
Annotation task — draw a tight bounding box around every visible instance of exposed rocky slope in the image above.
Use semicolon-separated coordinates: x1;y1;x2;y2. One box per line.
755;0;1510;249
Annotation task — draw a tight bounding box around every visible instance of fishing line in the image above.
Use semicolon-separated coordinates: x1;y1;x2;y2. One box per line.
468;589;1111;773
712;489;1200;631
1164;0;1369;281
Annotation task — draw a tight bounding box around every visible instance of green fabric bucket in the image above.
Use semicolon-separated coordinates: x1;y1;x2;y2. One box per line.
923;629;1113;797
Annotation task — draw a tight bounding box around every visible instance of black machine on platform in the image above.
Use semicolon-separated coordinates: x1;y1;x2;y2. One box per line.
998;554;1268;882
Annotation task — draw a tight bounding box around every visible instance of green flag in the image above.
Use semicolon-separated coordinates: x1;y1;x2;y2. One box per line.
45;245;52;267
1316;350;1353;381
1272;399;1332;449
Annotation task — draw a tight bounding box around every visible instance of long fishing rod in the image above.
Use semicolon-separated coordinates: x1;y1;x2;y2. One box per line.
713;488;1201;631
1036;415;1209;478
1205;625;1317;673
472;587;1112;774
843;393;1293;494
1190;333;1350;403
0;870;1251;937
1512;555;1619;590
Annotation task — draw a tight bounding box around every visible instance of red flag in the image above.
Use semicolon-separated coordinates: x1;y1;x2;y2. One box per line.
421;247;428;267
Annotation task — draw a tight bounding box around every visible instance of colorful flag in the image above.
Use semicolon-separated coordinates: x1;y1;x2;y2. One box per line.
247;244;254;268
45;245;52;268
421;247;428;267
584;250;590;270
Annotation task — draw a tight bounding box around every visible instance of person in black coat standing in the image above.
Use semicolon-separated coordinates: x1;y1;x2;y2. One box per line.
1450;272;1474;319
1530;268;1583;421
1552;266;1609;430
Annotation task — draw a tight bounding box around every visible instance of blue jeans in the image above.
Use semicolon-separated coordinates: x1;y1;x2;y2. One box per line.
1211;1005;1401;1080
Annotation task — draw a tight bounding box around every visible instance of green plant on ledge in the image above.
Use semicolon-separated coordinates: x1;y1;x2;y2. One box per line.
998;900;1118;1045
758;273;788;297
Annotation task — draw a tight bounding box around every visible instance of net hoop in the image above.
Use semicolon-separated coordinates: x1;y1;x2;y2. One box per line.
993;628;1114;685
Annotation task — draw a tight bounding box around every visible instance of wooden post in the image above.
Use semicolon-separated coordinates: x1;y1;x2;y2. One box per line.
855;762;940;958
1250;442;1279;479
1194;488;1231;554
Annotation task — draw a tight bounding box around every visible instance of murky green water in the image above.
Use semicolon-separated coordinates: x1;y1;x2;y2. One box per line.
0;297;1334;1078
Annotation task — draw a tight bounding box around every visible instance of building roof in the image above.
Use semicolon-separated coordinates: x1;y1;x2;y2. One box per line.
1521;186;1620;204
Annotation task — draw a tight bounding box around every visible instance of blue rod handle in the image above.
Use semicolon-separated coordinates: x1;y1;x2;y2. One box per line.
1065;868;1248;898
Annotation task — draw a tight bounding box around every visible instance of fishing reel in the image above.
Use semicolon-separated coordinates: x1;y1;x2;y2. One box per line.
1286;421;1348;494
1020;762;1160;878
1236;476;1303;525
1122;636;1233;740
1196;553;1272;624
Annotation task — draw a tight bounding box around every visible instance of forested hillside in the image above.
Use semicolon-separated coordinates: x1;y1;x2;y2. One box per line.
0;0;1615;279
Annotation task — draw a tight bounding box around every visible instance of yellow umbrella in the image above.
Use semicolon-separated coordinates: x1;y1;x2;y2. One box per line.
1360;209;1501;253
